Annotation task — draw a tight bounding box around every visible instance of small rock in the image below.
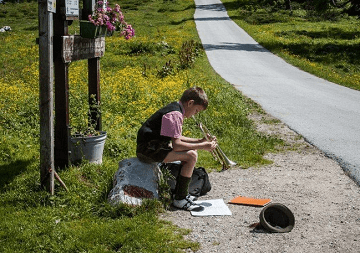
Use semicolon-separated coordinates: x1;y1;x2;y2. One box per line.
1;26;11;32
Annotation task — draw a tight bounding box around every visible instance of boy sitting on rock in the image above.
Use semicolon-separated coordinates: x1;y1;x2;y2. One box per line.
136;87;217;211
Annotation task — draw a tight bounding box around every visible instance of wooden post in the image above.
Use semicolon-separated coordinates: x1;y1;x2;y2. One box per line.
82;0;95;19
54;60;70;168
54;0;70;169
84;0;102;131
88;58;102;131
38;0;105;192
38;0;55;194
52;0;104;169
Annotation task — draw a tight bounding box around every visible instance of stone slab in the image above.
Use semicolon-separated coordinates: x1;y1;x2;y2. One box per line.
108;157;161;206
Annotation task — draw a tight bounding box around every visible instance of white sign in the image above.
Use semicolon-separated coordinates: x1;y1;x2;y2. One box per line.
102;0;107;9
47;0;56;13
65;0;79;17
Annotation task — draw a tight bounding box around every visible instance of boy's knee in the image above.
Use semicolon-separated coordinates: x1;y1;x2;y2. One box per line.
188;150;198;162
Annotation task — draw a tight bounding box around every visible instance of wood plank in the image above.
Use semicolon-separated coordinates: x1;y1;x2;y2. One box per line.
62;35;105;63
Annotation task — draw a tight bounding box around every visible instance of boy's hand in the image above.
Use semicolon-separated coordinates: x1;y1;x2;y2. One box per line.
209;135;217;142
203;134;217;142
205;140;217;152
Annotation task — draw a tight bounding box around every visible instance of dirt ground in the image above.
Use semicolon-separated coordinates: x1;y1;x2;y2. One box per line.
160;113;360;253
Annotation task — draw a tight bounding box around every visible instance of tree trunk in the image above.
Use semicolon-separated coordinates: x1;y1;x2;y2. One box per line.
285;0;292;11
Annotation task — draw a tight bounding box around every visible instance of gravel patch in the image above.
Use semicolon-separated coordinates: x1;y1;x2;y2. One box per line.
160;113;360;252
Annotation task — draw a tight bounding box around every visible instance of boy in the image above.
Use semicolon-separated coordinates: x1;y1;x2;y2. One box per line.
136;87;217;211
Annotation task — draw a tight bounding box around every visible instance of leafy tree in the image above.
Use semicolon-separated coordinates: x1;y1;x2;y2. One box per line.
331;0;360;16
303;0;360;16
261;0;360;16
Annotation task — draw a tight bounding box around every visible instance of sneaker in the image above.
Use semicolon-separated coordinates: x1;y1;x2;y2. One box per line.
173;194;197;202
173;195;204;211
187;194;198;201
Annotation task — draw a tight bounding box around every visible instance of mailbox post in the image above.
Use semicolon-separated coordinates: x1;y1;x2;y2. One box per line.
39;0;105;193
53;0;104;169
38;0;56;194
53;0;70;169
82;0;95;19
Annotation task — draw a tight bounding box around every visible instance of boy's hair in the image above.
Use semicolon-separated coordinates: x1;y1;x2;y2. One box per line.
180;87;208;109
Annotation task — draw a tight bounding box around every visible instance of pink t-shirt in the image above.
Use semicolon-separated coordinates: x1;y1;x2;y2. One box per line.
160;103;184;138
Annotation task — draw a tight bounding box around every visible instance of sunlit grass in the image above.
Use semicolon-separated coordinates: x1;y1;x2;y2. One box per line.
0;0;285;252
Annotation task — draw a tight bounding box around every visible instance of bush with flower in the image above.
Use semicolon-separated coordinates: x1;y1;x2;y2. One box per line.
88;1;135;39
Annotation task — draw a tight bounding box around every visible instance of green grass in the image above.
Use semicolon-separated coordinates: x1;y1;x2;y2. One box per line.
2;0;358;251
1;0;358;251
0;0;284;251
6;0;359;251
221;0;360;91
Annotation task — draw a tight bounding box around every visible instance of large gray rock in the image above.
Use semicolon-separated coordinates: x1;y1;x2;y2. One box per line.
108;157;161;206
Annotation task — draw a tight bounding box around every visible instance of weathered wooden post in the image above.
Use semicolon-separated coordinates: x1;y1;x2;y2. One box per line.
88;57;102;130
38;0;105;193
38;0;56;194
53;0;73;169
84;0;102;131
54;0;105;169
82;0;95;21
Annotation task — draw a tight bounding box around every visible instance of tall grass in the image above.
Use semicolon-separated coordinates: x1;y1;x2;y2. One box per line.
0;0;284;251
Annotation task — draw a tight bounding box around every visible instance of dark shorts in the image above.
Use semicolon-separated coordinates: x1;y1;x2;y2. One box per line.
136;140;172;163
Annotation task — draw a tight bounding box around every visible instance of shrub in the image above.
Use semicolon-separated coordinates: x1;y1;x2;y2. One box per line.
178;40;202;69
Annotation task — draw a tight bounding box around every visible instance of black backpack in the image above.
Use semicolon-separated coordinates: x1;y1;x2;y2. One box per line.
161;162;211;197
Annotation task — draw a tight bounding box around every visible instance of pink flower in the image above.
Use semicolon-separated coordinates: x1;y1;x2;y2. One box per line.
106;21;115;31
87;1;134;39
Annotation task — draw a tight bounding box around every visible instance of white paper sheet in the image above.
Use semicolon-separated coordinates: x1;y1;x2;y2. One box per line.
191;199;232;216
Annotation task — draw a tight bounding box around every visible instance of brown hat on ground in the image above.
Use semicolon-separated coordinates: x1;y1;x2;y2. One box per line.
259;203;295;233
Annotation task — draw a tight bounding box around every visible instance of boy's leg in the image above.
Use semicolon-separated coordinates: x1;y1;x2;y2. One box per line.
173;151;196;200
136;140;172;164
163;150;196;199
163;150;203;211
174;174;191;200
163;150;197;177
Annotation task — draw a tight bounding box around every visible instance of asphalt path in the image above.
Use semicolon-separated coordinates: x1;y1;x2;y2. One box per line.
194;0;360;185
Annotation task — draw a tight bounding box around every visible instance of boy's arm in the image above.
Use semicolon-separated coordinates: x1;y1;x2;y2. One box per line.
172;136;216;152
179;135;205;143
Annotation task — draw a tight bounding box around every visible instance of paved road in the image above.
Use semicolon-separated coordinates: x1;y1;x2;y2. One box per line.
194;0;360;185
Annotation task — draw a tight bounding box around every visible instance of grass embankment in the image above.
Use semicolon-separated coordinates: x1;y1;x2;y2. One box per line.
0;0;283;252
221;0;360;91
